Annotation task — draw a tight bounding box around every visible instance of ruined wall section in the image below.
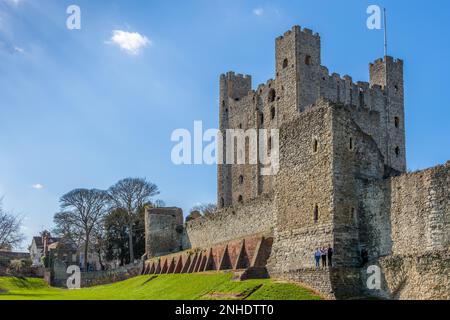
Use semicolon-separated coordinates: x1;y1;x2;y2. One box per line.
269;103;334;272
185;194;275;248
144;208;184;258
358;161;450;263
389;162;450;255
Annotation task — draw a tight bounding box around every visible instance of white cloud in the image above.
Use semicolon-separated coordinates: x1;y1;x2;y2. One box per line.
107;30;151;55
31;184;44;190
14;46;24;53
5;0;21;6
253;8;264;16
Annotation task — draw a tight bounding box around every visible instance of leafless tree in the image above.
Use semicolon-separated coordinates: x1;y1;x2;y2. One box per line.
0;200;24;251
108;178;159;263
190;203;217;217
56;189;109;270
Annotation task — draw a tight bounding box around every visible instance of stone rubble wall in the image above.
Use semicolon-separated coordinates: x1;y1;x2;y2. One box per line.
389;162;450;255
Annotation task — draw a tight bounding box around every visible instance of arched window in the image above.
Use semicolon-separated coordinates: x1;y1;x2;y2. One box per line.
271;107;276;120
349;137;354;151
314;205;319;223
305;55;311;65
238;195;243;203
395;146;400;157
239;175;244;185
268;89;276;103
220;197;225;208
282;58;288;69
394;117;400;128
260;113;264;125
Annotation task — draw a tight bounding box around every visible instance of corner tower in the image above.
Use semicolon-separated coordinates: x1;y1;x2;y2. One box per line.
370;57;406;172
275;26;321;119
218;72;253;208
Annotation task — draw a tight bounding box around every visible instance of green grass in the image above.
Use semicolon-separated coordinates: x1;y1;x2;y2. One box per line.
0;272;322;300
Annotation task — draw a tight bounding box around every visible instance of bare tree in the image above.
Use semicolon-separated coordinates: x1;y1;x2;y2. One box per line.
56;189;109;271
108;178;159;263
190;203;217;217
0;200;24;251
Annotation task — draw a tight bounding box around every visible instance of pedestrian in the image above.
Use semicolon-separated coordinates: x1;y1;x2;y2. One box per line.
327;245;333;267
321;247;327;267
314;248;321;268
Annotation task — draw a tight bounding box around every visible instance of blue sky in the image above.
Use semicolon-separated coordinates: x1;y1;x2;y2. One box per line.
1;0;449;250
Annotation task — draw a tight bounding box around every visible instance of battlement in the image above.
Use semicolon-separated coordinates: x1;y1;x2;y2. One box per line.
276;25;320;41
370;56;404;67
220;71;252;101
220;71;252;81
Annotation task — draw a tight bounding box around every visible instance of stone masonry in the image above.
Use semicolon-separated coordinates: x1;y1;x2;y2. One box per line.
143;25;450;300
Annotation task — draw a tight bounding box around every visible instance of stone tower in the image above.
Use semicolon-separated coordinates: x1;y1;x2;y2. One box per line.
370;57;406;172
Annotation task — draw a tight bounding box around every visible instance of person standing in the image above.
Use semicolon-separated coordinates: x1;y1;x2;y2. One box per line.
314;248;321;268
321;247;327;267
327;245;333;267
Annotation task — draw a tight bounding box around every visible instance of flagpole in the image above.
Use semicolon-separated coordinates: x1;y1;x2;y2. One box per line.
383;8;388;57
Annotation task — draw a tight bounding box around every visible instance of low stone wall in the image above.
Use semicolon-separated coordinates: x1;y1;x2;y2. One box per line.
80;266;142;287
48;262;142;288
185;195;275;248
272;267;363;300
273;269;334;299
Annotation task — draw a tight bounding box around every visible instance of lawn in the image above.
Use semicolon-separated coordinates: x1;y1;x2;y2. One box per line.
0;272;322;300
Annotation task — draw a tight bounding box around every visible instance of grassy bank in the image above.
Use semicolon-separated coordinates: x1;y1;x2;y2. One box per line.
0;272;322;300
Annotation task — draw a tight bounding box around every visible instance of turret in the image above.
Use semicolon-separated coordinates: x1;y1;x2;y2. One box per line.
370;56;406;172
275;26;321;115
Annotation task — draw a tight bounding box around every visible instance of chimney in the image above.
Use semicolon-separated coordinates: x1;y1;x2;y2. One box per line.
43;232;50;256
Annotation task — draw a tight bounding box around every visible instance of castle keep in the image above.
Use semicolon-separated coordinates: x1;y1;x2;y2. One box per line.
143;26;450;299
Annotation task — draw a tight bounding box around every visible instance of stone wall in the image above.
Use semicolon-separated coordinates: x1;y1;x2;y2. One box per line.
389;162;450;255
185;194;275;248
358;161;450;261
48;261;142;288
357;250;450;300
273;267;364;300
377;250;450;300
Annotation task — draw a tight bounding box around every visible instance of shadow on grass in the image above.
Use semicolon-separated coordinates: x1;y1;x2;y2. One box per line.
141;276;158;286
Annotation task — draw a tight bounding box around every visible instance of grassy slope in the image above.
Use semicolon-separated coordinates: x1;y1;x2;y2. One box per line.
0;272;322;300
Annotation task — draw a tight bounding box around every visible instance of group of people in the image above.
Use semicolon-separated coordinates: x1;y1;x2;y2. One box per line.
314;246;333;268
